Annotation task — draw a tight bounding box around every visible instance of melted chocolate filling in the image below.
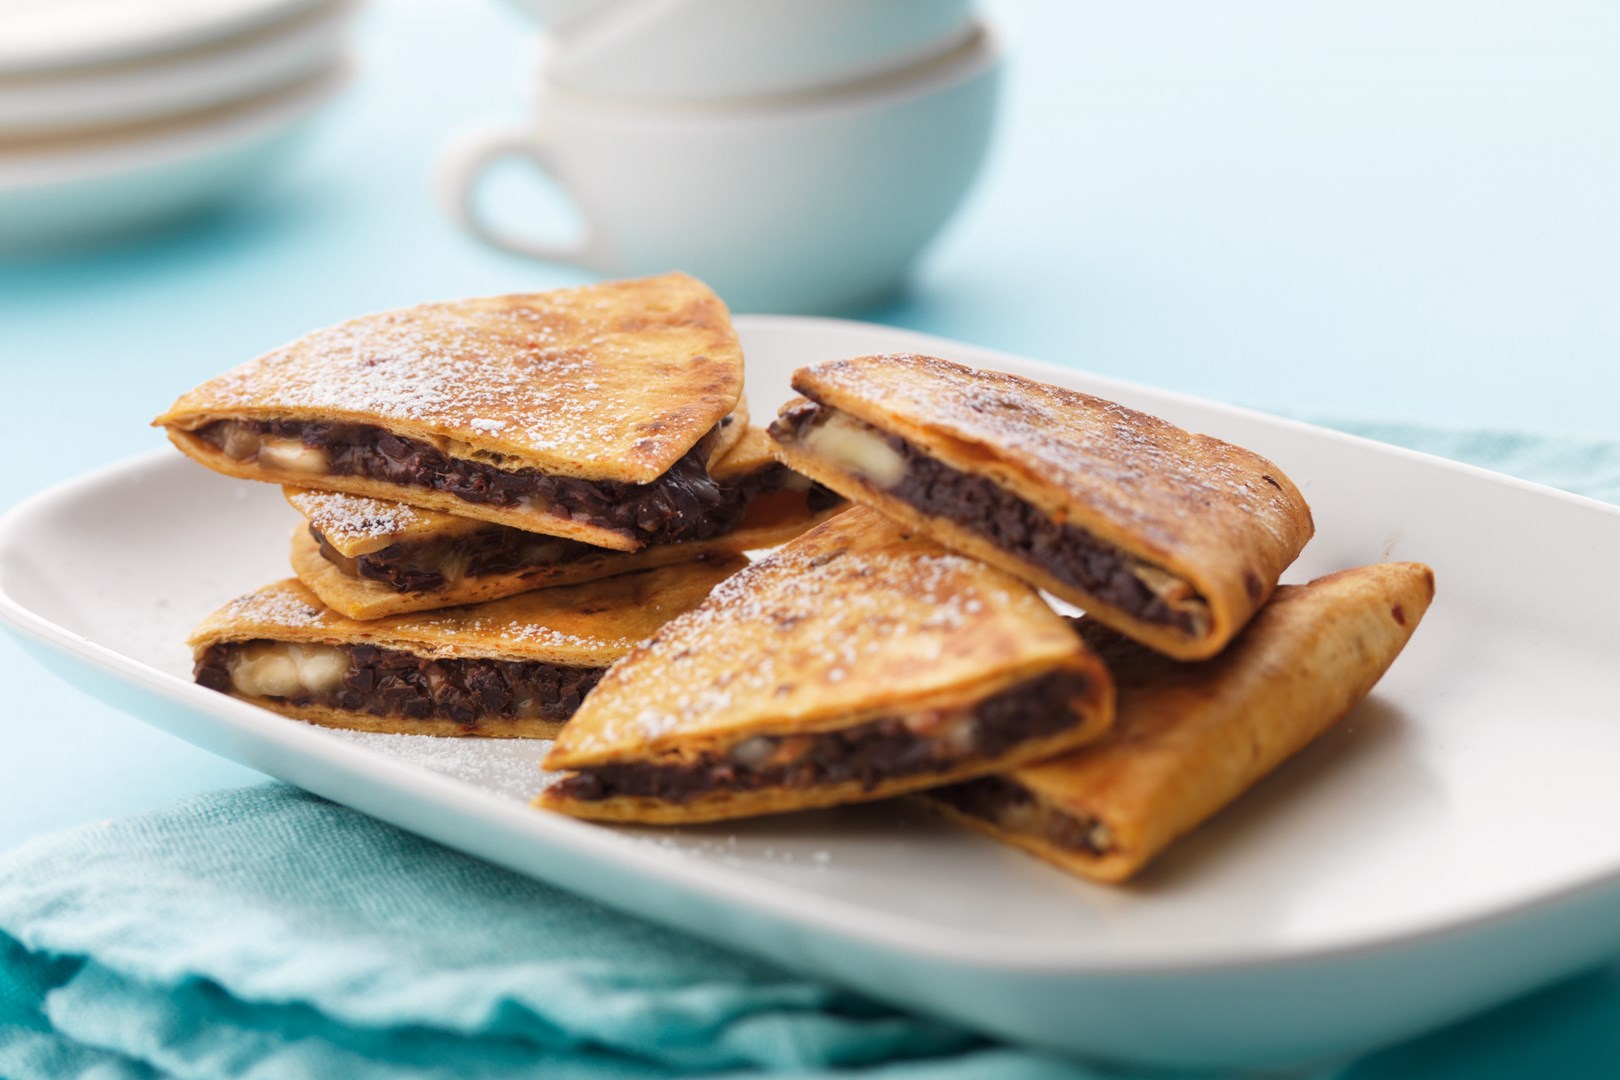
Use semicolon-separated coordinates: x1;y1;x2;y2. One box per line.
313;464;844;594
770;402;1202;633
195;641;603;728
550;669;1090;804
928;775;1110;856
315;525;585;593
194;419;735;546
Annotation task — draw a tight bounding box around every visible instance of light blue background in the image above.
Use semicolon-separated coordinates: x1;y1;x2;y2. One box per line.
2;1;1617;1074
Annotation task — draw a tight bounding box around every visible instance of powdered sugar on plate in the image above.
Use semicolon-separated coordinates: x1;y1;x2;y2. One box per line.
318;727;558;801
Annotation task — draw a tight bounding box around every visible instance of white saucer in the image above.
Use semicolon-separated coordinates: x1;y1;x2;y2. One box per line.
0;0;334;76
0;0;356;136
0;63;350;252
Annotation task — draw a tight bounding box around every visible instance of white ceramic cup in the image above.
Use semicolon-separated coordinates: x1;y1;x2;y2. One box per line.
536;0;978;103
437;23;1002;313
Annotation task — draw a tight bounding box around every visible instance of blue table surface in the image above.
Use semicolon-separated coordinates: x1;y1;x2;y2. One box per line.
2;0;1617;1073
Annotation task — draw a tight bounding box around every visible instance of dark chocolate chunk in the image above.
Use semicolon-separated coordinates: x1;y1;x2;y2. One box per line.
193;641;604;729
928;775;1110;856
549;669;1090;804
307;465;844;594
197;419;740;546
770;403;1201;633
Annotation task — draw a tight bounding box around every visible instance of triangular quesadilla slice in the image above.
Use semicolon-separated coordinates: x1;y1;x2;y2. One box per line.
769;354;1315;659
537;506;1115;824
155;273;744;551
920;562;1435;882
189;556;744;738
286;426;845;619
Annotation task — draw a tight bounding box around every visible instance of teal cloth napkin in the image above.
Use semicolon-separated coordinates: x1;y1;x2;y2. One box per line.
0;785;1093;1080
0;423;1615;1080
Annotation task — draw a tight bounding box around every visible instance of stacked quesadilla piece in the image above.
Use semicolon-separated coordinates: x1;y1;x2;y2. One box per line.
538;507;1116;822
158;273;840;737
189;564;744;739
537;349;1434;884
156;273;754;550
158;275;1435;884
768;354;1316;660
919;561;1434;881
751;353;1432;880
284;426;842;620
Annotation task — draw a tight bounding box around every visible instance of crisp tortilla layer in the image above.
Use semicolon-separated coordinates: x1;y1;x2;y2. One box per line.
541;507;1115;825
921;561;1436;882
190;557;745;669
771;355;1315;659
155;272;744;483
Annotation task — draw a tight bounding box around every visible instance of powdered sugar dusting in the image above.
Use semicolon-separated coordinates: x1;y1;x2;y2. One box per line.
317;727;557;801
558;509;1075;756
404;607;625;655
802;354;1310;553
169;276;740;476
219;585;329;630
505;622;629;653
291;489;426;541
201;310;615;456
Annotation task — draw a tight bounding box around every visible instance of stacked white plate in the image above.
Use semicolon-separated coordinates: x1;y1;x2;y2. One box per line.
0;0;358;251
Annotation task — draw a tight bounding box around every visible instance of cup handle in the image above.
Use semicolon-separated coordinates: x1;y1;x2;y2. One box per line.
436;125;602;265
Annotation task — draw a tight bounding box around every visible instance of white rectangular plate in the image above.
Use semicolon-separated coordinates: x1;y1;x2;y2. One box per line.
4;316;1620;1070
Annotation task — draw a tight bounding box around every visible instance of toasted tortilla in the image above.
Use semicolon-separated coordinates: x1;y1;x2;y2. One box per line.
285;427;843;620
285;489;481;559
289;423;773;559
769;354;1315;659
708;396;749;467
154;273;743;547
537;506;1115;823
189;556;744;737
921;561;1435;882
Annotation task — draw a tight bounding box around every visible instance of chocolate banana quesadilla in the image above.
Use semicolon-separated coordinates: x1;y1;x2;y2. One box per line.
538;506;1116;824
155;272;745;551
922;562;1435;882
286;427;845;619
769;354;1315;660
190;557;745;738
